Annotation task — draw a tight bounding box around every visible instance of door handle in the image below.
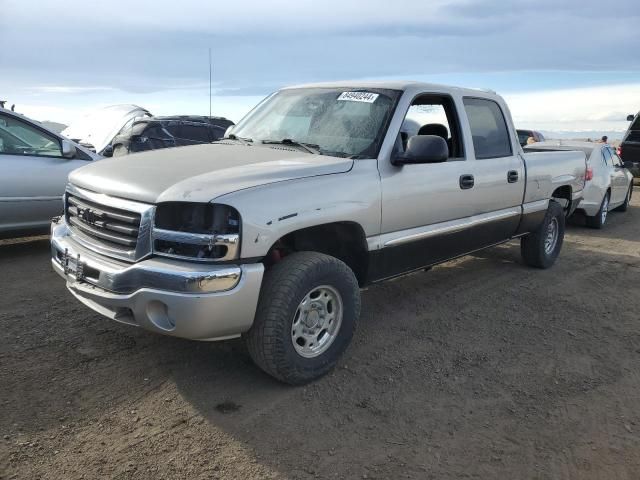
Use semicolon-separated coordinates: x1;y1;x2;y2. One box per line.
507;170;519;183
459;174;475;189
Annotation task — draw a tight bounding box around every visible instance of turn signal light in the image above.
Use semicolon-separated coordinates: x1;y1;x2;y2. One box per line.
585;166;594;182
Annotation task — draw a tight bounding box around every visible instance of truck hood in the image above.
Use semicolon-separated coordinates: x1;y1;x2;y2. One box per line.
69;143;354;204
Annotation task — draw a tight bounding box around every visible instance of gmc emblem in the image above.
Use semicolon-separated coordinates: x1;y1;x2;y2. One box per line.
78;207;98;225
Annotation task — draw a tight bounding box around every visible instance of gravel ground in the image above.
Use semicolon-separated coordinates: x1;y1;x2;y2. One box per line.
1;198;639;480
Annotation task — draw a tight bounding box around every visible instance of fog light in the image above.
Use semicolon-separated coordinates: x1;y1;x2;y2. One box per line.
146;300;174;331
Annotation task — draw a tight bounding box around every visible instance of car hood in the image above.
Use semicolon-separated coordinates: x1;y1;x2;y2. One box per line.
62;105;150;154
69;143;354;204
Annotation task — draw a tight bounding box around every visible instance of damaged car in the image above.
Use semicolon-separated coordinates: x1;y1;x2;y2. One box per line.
109;116;234;157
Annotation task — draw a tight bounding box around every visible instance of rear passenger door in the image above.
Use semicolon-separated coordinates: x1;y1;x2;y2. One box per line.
606;147;629;205
461;97;525;242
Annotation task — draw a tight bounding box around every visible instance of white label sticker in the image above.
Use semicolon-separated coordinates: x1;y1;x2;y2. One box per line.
337;91;379;103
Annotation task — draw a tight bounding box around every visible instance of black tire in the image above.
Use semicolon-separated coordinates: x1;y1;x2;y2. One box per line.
521;200;565;269
244;252;361;385
614;184;633;212
585;192;610;229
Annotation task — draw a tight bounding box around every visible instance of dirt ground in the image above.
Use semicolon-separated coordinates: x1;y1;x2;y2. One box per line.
1;198;639;480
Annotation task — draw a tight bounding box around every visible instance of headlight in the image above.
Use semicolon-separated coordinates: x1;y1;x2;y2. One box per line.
152;202;240;261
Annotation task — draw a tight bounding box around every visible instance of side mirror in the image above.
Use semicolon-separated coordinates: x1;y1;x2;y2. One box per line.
61;139;77;159
392;135;449;166
627;114;635;122
102;144;114;157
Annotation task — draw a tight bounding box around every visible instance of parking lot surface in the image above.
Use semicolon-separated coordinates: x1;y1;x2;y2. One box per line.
2;198;640;480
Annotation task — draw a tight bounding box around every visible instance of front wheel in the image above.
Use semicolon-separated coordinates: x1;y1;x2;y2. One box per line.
244;252;361;385
521;200;565;269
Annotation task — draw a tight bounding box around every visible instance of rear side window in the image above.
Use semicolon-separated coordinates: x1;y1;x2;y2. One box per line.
609;148;622;167
208;125;226;141
166;124;210;142
463;98;512;159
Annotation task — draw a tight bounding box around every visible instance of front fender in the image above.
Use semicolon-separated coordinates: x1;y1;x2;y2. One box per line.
213;159;381;259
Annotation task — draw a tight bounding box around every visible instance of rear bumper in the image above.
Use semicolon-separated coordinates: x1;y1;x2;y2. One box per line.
51;220;264;341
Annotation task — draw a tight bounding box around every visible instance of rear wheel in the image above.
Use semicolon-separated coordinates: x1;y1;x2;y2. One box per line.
245;252;360;385
614;184;633;212
586;192;610;229
521;201;565;269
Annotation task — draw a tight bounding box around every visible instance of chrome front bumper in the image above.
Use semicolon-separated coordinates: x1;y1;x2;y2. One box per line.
51;220;264;341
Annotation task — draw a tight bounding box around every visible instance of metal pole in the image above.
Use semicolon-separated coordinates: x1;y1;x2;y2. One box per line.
209;47;212;118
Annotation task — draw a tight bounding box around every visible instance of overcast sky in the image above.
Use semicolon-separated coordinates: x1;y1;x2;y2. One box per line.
1;0;638;136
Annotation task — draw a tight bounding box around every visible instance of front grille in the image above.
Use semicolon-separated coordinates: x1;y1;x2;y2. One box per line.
67;195;141;248
64;185;154;262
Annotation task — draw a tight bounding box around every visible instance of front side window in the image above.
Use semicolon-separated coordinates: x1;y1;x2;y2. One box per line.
231;88;401;158
0;114;62;157
399;95;464;159
463;97;512;159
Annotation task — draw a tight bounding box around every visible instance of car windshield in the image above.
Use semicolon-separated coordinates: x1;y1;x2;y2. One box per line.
230;88;401;158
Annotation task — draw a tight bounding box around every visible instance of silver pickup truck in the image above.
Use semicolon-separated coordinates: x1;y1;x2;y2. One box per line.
51;81;586;384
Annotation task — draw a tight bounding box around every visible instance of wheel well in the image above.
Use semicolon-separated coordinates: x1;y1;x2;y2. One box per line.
264;222;369;286
551;186;572;214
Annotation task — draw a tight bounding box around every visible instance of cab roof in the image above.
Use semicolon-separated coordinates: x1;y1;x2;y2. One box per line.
283;80;501;99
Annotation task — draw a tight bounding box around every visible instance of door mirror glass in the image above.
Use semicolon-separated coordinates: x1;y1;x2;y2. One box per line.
102;144;113;157
61;139;77;158
392;135;449;165
627;114;635;122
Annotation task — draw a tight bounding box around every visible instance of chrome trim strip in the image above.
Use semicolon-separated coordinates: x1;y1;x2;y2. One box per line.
382;207;521;248
0;195;61;202
152;228;240;262
51;221;241;294
366;235;381;251
522;199;549;215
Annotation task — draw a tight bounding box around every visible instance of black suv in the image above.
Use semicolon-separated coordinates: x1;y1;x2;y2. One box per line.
619;112;640;175
109;116;234;157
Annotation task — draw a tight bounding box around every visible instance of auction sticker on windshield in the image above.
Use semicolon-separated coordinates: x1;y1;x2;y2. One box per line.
337;92;379;103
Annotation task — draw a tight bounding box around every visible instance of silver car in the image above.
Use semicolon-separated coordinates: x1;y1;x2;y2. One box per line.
0;108;100;238
526;141;634;228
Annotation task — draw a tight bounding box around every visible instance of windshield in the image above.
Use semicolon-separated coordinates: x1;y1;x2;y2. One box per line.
231;88;401;158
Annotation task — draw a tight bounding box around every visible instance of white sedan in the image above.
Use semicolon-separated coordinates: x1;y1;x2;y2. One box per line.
525;141;634;228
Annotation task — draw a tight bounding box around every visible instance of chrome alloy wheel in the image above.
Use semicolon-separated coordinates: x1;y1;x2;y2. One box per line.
291;285;343;358
601;195;609;224
544;217;559;255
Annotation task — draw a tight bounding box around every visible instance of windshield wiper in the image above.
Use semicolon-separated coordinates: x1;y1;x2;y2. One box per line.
222;134;253;145
261;138;320;155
